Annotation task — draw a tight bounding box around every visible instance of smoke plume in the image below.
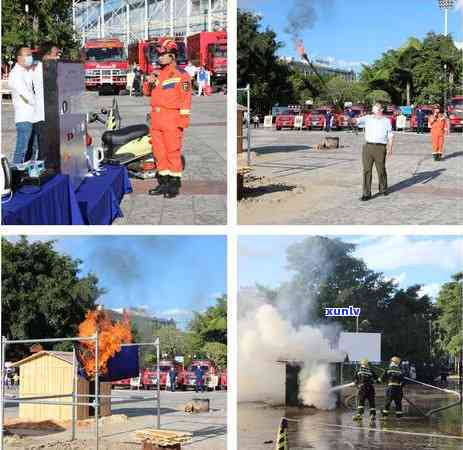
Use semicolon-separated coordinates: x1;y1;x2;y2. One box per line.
284;0;334;43
238;303;343;409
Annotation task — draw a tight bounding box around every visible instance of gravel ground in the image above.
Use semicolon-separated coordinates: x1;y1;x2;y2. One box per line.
238;127;463;225
3;389;227;450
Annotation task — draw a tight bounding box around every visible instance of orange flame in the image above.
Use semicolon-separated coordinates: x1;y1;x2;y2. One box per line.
295;39;305;57
78;309;132;378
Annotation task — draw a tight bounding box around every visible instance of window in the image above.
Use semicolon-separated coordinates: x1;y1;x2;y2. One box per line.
86;47;125;61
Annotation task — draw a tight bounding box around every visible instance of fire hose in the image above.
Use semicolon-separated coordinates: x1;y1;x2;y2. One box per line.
329;378;461;417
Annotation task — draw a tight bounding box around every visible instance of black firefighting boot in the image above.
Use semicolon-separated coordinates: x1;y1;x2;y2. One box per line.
164;176;181;199
148;175;169;196
433;153;438;161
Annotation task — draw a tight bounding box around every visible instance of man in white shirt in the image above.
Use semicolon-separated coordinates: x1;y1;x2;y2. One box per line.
356;103;394;201
30;42;61;160
8;46;35;164
184;60;197;79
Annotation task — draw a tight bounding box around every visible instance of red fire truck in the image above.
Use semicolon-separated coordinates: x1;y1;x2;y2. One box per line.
184;359;218;390
448;96;463;131
128;37;187;77
187;32;227;83
141;359;186;390
82;38;129;94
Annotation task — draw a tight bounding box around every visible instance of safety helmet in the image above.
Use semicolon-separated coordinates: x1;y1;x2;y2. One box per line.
157;37;178;55
391;356;401;365
360;358;369;367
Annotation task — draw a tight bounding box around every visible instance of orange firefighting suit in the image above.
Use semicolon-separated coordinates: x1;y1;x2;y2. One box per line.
429;116;448;155
150;63;192;176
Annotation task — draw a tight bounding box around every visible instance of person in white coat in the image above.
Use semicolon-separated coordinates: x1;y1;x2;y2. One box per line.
8;46;35;164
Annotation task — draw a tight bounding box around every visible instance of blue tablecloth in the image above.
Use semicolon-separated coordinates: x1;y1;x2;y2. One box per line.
2;165;132;225
75;165;132;225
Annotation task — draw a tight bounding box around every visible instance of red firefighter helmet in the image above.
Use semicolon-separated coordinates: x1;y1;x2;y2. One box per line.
157;37;178;55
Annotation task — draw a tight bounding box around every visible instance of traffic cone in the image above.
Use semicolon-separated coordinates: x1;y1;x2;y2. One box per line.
276;417;289;450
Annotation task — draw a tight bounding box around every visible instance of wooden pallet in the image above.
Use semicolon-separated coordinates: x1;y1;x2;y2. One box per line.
135;428;193;446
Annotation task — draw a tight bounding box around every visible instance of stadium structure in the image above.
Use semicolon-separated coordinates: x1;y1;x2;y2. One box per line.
72;0;227;44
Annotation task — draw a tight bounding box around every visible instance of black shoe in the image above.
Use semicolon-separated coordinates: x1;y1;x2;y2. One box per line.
433;154;438;161
164;176;181;198
360;195;371;201
380;191;388;196
148;175;168;195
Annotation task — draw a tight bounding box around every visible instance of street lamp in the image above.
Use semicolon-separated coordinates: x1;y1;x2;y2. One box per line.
437;0;455;37
437;1;455;111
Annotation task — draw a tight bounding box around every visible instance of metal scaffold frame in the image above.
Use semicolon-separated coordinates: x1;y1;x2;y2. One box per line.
0;335;161;450
72;0;227;46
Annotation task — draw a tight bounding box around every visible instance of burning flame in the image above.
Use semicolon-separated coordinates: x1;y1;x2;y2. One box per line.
78;309;132;378
295;39;305;57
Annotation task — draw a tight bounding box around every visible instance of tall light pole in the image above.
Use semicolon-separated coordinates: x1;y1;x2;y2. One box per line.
437;0;455;111
438;0;455;37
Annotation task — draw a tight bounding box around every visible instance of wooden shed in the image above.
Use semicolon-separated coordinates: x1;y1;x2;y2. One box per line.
12;351;111;421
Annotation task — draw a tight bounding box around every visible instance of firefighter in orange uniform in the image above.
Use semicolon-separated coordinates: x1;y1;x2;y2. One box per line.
147;37;192;198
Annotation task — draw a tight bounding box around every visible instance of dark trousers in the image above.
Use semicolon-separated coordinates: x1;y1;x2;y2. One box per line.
358;384;376;415
362;143;388;197
195;380;204;393
170;378;176;391
30;120;46;161
384;386;403;415
417;121;425;133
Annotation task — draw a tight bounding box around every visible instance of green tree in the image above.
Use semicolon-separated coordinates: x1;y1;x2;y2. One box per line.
360;33;463;106
2;237;104;360
204;342;227;370
257;237;436;362
155;324;186;359
435;273;463;357
188;295;227;346
238;9;295;113
365;89;392;105
2;0;80;62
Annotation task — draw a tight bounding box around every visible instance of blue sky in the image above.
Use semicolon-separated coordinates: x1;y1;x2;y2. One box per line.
239;0;463;71
5;235;227;328
238;235;463;299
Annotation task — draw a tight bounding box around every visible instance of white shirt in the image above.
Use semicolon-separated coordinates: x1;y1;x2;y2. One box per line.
185;64;197;79
357;114;393;144
30;62;45;123
8;63;36;123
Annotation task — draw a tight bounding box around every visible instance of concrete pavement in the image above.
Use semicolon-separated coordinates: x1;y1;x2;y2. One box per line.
2;92;227;225
238;128;463;225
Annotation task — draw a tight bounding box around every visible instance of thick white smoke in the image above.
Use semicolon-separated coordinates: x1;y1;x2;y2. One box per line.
238;303;344;409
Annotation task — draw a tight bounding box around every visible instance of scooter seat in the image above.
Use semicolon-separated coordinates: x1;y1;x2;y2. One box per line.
102;124;149;149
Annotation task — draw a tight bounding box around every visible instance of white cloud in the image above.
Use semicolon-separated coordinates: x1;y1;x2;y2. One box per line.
355;236;463;271
418;283;442;299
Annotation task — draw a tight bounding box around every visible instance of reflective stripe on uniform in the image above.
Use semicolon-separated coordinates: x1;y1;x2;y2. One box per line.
170;171;182;177
180;109;190;115
158;169;170;176
162;77;181;86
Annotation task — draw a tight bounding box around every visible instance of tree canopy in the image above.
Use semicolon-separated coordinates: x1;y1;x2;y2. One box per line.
435;272;462;358
257;237;439;363
2;237;104;359
2;0;81;62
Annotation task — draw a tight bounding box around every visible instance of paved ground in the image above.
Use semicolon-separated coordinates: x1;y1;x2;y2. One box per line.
2;92;227;225
239;384;463;450
4;388;226;449
238;127;463;225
